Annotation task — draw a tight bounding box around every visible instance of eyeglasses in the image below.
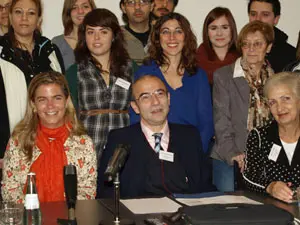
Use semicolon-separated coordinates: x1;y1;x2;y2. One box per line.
241;41;266;50
124;0;151;7
0;3;11;12
135;89;167;103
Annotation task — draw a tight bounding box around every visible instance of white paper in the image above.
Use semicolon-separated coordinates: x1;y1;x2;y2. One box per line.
176;195;262;206
120;197;181;214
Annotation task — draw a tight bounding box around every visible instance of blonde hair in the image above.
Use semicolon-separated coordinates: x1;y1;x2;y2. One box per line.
12;71;86;160
263;72;300;99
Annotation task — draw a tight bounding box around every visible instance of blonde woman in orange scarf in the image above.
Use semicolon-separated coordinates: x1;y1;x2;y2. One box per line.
2;71;97;203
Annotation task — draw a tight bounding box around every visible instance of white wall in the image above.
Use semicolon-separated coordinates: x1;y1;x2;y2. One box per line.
42;0;299;47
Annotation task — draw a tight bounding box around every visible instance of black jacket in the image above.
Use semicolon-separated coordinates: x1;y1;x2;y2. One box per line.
0;34;64;157
267;27;296;73
243;121;300;193
284;60;300;72
97;123;215;198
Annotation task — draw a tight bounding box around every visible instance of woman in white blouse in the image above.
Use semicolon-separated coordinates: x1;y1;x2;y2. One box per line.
243;72;300;203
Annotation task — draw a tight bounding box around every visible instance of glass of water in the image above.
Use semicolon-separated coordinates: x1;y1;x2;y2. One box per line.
0;201;23;225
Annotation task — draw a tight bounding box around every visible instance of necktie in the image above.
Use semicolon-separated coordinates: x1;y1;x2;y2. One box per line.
153;133;163;153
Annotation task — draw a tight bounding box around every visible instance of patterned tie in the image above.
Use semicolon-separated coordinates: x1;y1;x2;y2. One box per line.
153;133;163;153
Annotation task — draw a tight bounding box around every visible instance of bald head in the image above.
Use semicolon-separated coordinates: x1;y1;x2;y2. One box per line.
132;75;167;100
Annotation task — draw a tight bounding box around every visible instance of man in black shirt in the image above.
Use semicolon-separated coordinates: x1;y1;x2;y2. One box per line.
248;0;296;72
120;0;154;65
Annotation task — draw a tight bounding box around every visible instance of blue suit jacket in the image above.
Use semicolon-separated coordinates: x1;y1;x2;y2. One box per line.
97;123;215;199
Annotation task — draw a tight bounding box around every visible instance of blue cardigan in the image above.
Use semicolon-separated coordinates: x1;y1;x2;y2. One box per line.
130;61;214;153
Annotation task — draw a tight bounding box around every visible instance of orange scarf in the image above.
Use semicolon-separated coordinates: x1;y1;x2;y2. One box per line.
30;123;69;202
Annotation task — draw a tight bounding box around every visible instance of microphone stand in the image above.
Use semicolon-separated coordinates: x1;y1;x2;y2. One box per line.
114;173;121;223
100;172;135;225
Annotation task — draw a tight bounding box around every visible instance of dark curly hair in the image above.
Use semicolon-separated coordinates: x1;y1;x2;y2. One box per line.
75;8;131;78
146;12;198;76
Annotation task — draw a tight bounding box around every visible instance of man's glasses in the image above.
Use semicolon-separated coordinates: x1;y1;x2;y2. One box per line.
124;0;151;7
135;89;167;104
0;3;11;12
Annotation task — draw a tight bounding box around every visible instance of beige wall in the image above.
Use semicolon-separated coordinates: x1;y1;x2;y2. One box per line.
43;0;299;46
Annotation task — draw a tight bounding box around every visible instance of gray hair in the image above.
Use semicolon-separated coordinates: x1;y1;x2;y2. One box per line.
264;72;300;99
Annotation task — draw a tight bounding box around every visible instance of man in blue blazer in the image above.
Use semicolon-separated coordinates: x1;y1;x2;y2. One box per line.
97;75;214;198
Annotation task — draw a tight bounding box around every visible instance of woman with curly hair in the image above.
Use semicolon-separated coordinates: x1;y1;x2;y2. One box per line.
66;8;134;159
131;12;214;154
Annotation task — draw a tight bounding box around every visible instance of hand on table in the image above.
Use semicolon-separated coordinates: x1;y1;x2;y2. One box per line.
266;181;293;203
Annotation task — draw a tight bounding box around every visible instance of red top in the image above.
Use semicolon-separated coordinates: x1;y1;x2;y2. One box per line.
196;43;240;84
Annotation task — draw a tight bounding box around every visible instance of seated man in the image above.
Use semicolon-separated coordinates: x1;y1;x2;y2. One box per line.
97;75;214;198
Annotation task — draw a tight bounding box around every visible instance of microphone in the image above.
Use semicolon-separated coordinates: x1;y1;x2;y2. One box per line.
64;164;77;221
105;144;130;182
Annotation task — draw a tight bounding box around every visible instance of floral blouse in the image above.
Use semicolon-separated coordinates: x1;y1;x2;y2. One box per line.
2;135;97;203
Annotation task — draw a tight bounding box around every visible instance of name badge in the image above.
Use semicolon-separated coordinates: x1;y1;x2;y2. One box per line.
268;144;281;162
159;151;174;162
115;78;131;90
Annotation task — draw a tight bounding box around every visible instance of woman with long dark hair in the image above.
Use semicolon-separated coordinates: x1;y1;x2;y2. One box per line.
66;8;133;159
131;12;214;155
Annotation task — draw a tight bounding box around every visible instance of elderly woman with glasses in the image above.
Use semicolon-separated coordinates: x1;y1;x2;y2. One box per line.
243;72;300;203
211;20;274;192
